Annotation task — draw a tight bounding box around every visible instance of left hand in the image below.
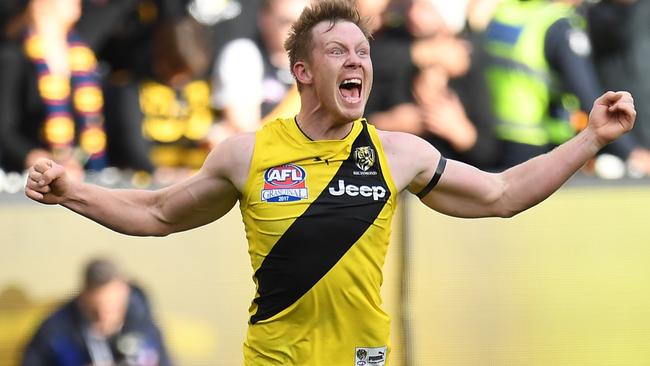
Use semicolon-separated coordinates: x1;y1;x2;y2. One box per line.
588;91;636;147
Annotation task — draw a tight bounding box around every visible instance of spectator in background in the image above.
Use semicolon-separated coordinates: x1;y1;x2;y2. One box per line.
481;0;650;173
77;0;191;81
22;258;172;366
365;0;500;170
587;0;650;150
196;0;255;59
103;16;214;186
0;0;108;179
356;0;415;132
209;0;308;145
356;0;389;32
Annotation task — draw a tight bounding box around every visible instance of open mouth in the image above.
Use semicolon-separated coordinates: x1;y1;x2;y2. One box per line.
339;78;362;103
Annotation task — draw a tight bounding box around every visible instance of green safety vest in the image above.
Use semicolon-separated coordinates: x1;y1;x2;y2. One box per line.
484;0;583;146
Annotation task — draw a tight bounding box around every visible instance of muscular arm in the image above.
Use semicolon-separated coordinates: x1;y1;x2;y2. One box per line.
25;133;254;236
425;126;601;218
384;91;636;218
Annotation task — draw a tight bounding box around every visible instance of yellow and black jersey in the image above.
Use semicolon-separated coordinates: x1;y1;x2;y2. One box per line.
239;117;398;365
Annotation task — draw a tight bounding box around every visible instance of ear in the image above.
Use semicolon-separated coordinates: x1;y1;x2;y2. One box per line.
293;61;313;85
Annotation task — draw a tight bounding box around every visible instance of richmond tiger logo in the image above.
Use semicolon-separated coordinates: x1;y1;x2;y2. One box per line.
354;146;375;172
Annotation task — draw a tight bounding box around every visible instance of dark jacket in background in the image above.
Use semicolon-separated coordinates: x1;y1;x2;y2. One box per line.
0;40;48;171
587;0;650;148
22;285;172;366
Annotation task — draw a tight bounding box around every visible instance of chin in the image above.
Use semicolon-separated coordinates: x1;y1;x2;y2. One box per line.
336;110;363;123
351;105;367;119
336;102;366;122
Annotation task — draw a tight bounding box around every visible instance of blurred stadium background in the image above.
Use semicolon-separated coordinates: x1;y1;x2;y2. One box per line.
2;0;650;364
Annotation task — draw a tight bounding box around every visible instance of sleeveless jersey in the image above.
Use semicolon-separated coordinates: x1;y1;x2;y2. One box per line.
239;117;398;365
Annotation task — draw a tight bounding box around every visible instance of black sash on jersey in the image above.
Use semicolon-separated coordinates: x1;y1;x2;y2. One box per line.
251;122;391;324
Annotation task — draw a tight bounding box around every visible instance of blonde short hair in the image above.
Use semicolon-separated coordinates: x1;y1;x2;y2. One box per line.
284;0;372;85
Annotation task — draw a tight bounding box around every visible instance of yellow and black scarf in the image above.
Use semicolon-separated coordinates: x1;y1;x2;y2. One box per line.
24;30;107;170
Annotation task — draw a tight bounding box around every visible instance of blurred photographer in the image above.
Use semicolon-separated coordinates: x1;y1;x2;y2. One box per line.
22;258;172;366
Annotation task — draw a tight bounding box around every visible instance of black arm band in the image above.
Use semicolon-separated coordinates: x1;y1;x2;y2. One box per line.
416;156;447;199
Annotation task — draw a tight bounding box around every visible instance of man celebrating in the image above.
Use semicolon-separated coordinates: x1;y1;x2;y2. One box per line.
25;1;637;365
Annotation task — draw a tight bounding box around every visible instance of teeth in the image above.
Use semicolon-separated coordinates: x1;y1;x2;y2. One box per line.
341;78;361;86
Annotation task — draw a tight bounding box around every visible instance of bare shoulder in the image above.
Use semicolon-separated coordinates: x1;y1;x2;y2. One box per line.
377;130;432;157
202;132;256;191
376;129;441;192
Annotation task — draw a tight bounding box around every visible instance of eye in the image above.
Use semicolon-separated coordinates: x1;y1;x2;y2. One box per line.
330;47;344;56
357;48;369;57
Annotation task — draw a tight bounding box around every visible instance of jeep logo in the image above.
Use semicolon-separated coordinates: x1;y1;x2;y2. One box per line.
328;180;386;201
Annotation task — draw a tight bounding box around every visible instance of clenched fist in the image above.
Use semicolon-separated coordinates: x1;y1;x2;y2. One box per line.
25;159;72;204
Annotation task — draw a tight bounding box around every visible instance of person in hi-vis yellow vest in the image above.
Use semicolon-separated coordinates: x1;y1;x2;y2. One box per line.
483;0;650;173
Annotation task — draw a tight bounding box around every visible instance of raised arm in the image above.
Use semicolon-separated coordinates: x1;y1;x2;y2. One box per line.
386;91;636;218
25;133;254;236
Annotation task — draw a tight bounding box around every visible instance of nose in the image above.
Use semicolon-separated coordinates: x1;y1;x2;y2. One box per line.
345;52;362;68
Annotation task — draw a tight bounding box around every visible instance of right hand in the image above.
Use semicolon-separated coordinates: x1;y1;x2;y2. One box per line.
25;159;71;204
587;91;636;147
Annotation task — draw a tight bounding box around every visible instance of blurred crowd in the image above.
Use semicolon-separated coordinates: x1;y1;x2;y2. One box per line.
1;0;650;194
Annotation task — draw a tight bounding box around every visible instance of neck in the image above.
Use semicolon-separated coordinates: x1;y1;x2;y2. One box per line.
295;88;357;140
295;108;355;141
